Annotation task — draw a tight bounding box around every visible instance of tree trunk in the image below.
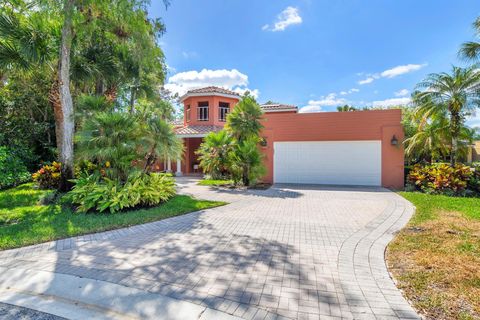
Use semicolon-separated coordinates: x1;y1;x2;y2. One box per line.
57;0;76;191
242;166;249;186
450;110;461;167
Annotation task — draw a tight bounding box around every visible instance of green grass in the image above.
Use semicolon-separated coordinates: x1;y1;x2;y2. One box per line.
198;179;234;186
399;192;480;224
0;183;225;250
387;192;480;319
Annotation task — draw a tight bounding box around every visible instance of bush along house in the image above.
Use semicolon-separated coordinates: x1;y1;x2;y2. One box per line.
161;86;404;189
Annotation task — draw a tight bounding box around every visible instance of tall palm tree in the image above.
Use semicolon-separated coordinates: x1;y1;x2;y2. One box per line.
413;65;480;165
459;17;480;61
225;94;264;142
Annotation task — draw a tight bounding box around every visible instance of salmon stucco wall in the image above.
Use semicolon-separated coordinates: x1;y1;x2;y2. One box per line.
183;96;239;127
260;109;405;189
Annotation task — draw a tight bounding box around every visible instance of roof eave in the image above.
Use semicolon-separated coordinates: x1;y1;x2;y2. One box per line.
180;92;241;102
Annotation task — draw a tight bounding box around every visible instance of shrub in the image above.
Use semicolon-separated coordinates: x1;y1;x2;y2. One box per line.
32;162;62;189
407;163;473;194
0;146;31;189
69;173;175;213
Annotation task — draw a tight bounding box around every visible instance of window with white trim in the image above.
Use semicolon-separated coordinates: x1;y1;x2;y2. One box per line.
219;102;230;122
197;102;209;121
186;105;191;122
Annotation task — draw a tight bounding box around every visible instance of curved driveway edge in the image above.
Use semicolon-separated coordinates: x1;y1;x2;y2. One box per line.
0;178;420;319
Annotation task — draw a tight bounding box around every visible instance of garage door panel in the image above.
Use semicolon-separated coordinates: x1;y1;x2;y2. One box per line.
273;141;381;186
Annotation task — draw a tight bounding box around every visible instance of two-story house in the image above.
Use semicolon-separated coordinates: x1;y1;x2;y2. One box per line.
162;86;405;189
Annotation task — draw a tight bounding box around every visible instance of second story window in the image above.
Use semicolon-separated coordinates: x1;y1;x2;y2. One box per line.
186;105;191;122
219;102;230;122
197;102;209;121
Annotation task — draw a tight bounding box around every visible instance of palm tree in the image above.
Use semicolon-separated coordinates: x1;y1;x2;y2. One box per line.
404;115;450;163
141;116;183;173
413;66;480;165
459;17;480;61
196;131;235;179
75;112;142;182
231;138;265;186
225;94;264;142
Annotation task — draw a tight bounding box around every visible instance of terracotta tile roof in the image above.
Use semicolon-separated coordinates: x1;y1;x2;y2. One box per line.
187;86;240;96
260;103;298;112
171;119;184;127
175;125;224;136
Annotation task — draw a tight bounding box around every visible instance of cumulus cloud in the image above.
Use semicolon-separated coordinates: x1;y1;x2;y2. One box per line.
467;112;480;128
299;93;347;113
358;63;427;85
263;7;302;32
394;89;410;97
371;97;411;107
164;69;259;98
340;88;360;95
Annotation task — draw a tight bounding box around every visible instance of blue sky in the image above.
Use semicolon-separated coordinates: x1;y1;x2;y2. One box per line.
149;0;479;119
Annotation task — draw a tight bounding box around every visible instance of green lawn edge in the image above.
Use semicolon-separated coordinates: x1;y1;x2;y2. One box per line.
0;184;226;251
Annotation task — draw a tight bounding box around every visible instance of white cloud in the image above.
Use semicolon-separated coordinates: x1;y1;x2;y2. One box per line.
467;112;480;128
164;69;259;98
340;88;359;95
358;77;375;85
232;87;260;99
394;89;410;97
181;51;197;59
299;105;323;113
381;64;426;78
371;97;411;107
358;63;427;85
263;7;302;32
300;93;347;113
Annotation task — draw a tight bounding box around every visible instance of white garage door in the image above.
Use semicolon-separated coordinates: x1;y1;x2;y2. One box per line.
274;141;382;186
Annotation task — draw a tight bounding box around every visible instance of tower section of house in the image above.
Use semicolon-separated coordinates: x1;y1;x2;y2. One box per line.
172;86;240;175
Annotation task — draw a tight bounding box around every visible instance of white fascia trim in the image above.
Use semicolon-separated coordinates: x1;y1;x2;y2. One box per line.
180;92;240;102
175;134;208;138
263;108;298;113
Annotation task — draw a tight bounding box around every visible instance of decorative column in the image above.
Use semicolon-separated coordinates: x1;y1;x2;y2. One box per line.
176;159;182;176
167;157;172;172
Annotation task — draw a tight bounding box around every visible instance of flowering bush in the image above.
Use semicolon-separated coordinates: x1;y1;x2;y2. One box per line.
32;162;62;189
407;163;473;195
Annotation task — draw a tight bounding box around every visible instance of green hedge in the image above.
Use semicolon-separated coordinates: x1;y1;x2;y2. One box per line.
0;146;31;189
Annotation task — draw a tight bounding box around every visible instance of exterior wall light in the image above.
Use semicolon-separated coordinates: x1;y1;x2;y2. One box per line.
391;135;398;146
260;137;268;147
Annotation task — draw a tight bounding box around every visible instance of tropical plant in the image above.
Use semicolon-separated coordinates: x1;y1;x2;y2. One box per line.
32;162;62;189
140;115;183;173
413;66;480;165
69;172;175;213
407;163;473;195
75;112;143;182
337;105;357;112
225;94;264;142
0;146;31;189
196;131;235;179
231;138;266;186
459;17;480;61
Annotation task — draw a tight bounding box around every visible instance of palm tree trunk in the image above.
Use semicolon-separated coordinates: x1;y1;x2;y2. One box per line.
129;87;136;113
57;0;75;191
450;110;461;166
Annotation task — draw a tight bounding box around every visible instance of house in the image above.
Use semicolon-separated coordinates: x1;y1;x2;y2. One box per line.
163;86;404;189
467;141;480;163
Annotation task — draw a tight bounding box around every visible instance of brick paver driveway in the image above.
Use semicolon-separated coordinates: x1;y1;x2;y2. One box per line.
0;177;419;320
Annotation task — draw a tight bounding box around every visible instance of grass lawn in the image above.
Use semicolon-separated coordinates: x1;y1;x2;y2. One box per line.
197;179;234;186
387;192;480;320
0;183;225;250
